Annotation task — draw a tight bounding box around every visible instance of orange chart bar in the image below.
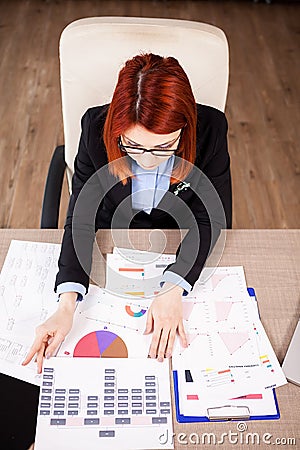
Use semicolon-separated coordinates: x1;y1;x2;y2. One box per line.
124;291;145;296
119;268;144;272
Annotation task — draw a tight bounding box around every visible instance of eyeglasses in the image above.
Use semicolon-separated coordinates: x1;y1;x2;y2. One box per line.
118;130;183;157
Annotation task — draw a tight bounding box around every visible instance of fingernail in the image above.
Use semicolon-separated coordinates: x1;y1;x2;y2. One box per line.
165;352;171;358
45;353;51;359
158;357;163;362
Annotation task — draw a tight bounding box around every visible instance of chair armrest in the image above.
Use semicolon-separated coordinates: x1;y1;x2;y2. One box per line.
40;145;66;228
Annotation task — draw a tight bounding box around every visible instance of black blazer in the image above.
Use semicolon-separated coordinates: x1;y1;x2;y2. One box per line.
55;104;232;293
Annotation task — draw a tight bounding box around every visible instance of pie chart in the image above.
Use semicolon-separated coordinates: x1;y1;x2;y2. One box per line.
73;330;128;358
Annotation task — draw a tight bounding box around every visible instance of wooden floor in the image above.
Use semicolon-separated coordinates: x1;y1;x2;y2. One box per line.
0;0;299;229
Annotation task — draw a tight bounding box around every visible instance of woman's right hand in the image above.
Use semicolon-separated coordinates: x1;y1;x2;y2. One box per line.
22;292;78;374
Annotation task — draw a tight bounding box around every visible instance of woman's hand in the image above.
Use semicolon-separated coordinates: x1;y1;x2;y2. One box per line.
22;292;77;373
144;282;188;361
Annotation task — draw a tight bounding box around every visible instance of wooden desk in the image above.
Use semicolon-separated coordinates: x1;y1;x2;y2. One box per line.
0;229;299;449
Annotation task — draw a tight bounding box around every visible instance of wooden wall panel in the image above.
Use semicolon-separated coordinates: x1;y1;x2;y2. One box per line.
0;0;299;229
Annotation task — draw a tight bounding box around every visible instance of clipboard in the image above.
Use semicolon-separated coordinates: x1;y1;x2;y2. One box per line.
173;288;280;422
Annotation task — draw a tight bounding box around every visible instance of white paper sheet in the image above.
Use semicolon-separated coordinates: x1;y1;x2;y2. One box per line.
106;248;176;298
175;368;279;419
35;357;174;450
0;240;61;385
58;285;152;359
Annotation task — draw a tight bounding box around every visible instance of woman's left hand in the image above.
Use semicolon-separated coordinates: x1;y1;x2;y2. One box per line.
144;282;188;361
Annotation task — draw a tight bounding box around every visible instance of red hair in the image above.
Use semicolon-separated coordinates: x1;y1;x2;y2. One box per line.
103;53;197;184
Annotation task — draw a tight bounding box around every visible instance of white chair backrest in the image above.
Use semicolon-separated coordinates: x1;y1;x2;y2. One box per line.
59;17;229;189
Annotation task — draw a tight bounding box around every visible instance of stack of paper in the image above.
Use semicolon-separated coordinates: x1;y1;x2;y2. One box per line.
172;267;287;420
103;252;287;419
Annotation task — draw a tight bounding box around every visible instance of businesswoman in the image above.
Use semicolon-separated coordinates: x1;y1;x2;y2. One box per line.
23;53;232;372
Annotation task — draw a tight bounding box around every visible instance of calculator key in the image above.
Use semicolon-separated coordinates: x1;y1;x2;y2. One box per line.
152;417;167;424
132;396;142;400
69;389;80;394
104;396;114;401
87;410;98;415
105;369;115;374
50;419;66;425
87;403;98;408
160;402;170;407
105;376;115;380
118;389;128;393
43;374;53;379
104;383;115;387
54;403;65;408
69;396;79;401
104;410;114;415
160;409;171;414
42;382;52;387
104;403;114;408
42;389;52;394
145;376;155;380
68;403;79;408
41;396;51;401
54;410;65;415
115;418;130;424
40;403;51;408
55;396;65;401
44;368;54;372
55;389;66;394
88;396;98;400
118;410;128;415
104;389;114;394
84;418;100;425
145;382;155;386
68;411;79;416
146;409;157;414
118;396;128;400
132;403;142;407
146;396;156;400
99;430;115;437
131;389;142;393
118;403;128;407
146;389;156;393
39;410;50;415
132;410;142;415
146;402;156;408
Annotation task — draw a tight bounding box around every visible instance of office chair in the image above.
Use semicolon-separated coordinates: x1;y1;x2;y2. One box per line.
40;16;229;228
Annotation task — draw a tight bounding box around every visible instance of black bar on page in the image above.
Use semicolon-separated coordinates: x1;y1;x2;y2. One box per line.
185;370;193;382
